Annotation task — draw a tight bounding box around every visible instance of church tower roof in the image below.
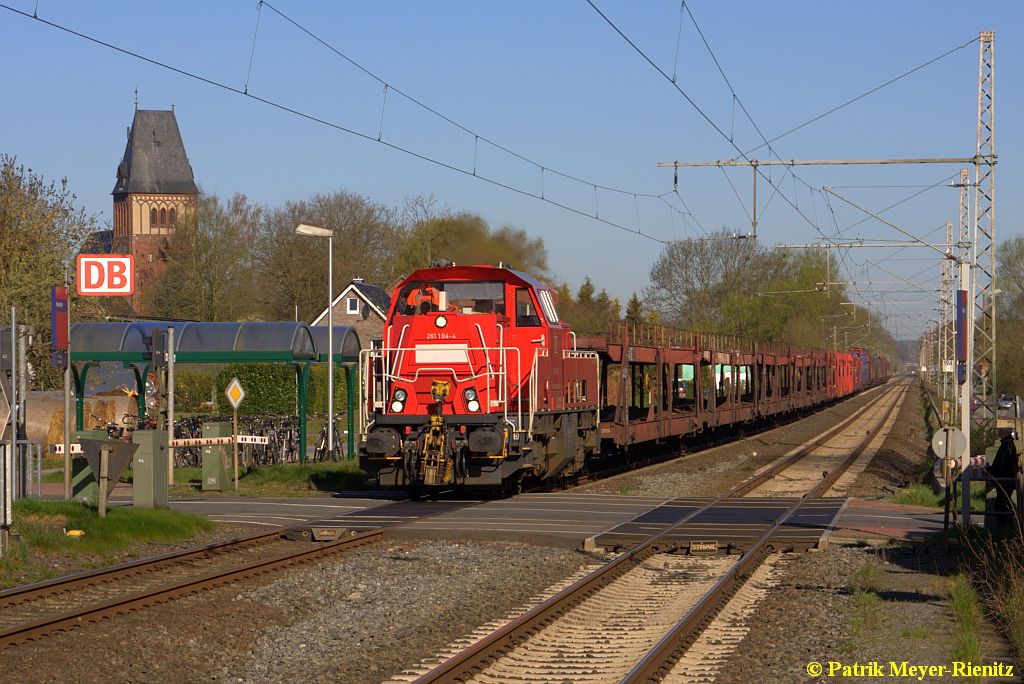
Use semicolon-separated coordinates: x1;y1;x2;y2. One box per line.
112;109;198;196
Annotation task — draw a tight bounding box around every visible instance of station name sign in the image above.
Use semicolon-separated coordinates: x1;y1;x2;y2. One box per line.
76;254;134;296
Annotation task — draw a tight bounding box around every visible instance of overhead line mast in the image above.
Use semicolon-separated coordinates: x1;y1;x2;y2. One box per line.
972;31;997;435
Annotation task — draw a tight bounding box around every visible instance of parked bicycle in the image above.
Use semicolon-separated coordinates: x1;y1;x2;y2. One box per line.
312;418;344;462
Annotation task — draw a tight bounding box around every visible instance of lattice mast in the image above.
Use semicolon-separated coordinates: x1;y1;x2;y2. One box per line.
972;31;996;432
941;220;954;417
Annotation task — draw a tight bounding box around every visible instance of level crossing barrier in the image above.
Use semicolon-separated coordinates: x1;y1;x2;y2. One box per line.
52;434;269;454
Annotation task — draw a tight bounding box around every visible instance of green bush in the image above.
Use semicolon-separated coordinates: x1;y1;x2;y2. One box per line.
308;364;358;414
174;370;217;411
203;363;360;416
214;364;298;414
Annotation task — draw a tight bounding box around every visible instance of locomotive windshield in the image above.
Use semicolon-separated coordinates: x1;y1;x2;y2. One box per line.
395;281;506;316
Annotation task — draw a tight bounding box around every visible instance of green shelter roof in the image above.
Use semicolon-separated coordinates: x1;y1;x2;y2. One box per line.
310;326;362;362
70;321;358;364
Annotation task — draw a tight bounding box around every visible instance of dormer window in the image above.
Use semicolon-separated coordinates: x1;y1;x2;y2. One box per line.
347;297;359;314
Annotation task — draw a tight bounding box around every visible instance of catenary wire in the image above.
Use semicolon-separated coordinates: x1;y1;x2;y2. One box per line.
0;2;674;244
260;1;674;201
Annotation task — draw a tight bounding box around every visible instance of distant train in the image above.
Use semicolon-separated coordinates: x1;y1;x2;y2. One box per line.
358;261;888;492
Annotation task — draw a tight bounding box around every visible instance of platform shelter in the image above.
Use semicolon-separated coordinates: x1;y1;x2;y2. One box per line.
69;321;360;460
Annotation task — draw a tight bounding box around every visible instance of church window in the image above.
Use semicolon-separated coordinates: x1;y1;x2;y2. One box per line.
160;208;167;226
150;207;158;226
169;208;176;226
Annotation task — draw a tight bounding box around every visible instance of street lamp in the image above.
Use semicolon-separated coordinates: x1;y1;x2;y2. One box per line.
296;223;335;459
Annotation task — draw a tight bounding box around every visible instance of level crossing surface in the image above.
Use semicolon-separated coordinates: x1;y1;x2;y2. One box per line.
101;490;944;546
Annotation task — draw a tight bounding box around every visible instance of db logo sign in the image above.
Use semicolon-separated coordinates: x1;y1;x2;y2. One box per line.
76;255;135;296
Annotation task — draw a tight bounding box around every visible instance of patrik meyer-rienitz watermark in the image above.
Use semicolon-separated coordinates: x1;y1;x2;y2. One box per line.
806;660;1014;679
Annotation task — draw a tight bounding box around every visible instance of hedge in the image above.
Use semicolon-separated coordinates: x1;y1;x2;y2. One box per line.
205;363;357;415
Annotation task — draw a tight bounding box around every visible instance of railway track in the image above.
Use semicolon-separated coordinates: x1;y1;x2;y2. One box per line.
551;382;892;494
393;378;909;683
0;526;382;649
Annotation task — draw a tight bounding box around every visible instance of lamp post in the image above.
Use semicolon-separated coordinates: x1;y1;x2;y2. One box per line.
296;223;335;460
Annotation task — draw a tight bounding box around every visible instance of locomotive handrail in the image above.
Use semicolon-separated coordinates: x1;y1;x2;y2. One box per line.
474;323;501;406
359;344;528;439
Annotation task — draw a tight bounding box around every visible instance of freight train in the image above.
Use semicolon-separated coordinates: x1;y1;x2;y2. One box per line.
358;261;889;492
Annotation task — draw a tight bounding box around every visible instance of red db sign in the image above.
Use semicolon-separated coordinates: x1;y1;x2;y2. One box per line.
77;255;135;296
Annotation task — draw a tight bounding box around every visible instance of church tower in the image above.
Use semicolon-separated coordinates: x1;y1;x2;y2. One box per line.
112;108;198;312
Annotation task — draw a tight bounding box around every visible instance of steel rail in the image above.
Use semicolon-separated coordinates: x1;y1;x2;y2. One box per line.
0;528;283;607
412;380;907;682
622;380;908;682
723;382;894;498
563;381;892;493
0;528;383;648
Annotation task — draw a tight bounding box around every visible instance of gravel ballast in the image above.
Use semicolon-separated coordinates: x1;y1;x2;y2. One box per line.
576;385;893;499
1;539;594;684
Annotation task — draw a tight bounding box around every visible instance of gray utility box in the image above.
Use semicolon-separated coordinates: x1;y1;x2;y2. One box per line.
132;430;169;509
201;421;232;491
71;430;109;504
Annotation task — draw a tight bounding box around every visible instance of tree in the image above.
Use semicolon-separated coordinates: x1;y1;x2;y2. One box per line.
556;277;621;335
644;229;780;334
395;212;548;276
625;293;643;324
147;193;256;320
994;235;1024;395
997;235;1024;315
642;230;898;359
0;155;97;389
254;190;405;321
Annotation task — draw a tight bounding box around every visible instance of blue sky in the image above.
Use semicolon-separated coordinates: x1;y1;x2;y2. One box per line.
1;1;1020;340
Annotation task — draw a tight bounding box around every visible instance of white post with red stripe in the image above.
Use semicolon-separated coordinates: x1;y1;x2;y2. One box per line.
53;434;268;453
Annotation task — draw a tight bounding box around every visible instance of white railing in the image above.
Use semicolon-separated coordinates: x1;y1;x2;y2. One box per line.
360;343;533;442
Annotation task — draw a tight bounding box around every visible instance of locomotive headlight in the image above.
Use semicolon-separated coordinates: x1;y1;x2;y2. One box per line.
463;388;478;401
393;388;408;402
435;315;448;329
391;400;404;413
466;399;481;413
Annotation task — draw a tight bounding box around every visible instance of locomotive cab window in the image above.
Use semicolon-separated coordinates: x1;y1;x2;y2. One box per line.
515;289;542;327
537;289;559;323
394;281;505;317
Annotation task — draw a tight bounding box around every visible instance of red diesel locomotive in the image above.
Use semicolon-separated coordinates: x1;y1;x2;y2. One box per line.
359;261;886;491
359;262;599;490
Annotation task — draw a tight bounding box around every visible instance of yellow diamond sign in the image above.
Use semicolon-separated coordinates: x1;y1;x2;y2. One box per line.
225;377;246;410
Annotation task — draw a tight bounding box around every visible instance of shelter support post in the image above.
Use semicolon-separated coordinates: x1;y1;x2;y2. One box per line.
73;363;91;431
297;363;311;464
343;364;355;459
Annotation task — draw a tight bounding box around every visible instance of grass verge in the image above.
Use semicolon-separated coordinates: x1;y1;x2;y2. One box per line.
170;461;367;496
890;481;988;509
43;461;367;496
12;498;214;553
964;531;1024;664
949;573;983;666
1;499;214;588
233;461;367;494
847;563;885;638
